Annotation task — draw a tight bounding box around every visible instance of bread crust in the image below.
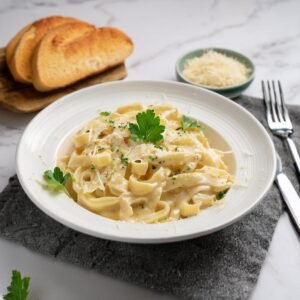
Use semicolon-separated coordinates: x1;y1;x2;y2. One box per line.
6;24;32;70
32;25;133;91
9;16;85;84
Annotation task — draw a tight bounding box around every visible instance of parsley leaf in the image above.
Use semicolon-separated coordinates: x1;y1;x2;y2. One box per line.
129;109;165;143
4;270;30;300
149;155;158;161
43;167;71;196
217;190;228;200
154;144;163;150
181;115;203;131
100;111;110;116
120;155;129;166
118;123;128;129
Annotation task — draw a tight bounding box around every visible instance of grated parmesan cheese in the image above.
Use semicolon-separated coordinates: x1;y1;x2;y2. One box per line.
183;50;249;88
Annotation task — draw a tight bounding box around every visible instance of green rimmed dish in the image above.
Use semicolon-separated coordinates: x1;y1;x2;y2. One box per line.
176;48;255;99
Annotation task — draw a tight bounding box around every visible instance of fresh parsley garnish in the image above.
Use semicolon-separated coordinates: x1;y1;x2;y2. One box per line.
129;109;165;143
120;155;129;166
180;115;203;131
108;120;115;128
217;190;228;200
154;144;163;150
118;123;128;129
100;111;110;116
43;167;71;196
149;155;158;161
4;270;30;300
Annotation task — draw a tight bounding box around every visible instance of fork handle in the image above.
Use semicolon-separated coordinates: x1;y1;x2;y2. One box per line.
287;137;300;178
276;173;300;233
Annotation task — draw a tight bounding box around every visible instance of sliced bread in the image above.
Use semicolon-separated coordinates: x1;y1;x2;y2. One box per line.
6;23;32;70
9;16;86;84
32;25;133;91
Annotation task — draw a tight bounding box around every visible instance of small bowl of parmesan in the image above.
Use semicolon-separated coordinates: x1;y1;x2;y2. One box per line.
176;48;255;99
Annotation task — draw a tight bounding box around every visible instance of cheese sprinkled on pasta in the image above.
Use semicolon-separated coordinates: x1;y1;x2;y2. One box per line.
59;103;233;223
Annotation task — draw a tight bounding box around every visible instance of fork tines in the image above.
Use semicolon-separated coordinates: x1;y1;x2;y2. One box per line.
261;80;293;130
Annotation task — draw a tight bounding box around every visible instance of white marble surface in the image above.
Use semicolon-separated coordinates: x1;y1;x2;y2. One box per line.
0;0;300;299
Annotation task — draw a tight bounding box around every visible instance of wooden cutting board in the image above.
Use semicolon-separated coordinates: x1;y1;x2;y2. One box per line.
0;47;127;113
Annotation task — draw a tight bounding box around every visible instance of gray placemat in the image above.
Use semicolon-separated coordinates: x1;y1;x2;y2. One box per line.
1;96;300;300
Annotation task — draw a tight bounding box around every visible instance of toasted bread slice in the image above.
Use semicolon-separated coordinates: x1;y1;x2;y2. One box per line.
10;16;86;84
6;23;32;70
32;25;133;92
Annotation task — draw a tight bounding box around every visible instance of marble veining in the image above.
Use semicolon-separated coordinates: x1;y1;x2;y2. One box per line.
0;1;300;299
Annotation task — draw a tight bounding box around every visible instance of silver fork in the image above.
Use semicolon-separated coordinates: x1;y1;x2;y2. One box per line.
262;80;300;178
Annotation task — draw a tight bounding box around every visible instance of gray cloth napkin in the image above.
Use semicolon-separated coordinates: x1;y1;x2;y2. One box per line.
1;96;300;300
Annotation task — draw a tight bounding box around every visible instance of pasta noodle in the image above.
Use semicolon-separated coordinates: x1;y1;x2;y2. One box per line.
58;103;233;223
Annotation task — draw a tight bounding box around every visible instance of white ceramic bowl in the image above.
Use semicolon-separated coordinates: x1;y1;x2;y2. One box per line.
16;80;276;243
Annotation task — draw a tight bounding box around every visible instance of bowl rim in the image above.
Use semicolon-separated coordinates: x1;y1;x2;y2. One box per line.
176;47;255;91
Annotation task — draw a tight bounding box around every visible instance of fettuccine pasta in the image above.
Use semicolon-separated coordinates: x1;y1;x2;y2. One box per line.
58;103;233;223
